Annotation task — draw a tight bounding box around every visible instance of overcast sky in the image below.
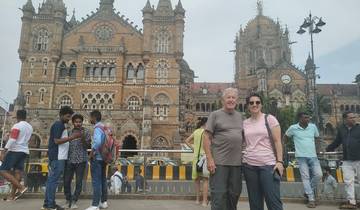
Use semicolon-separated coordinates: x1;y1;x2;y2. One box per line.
0;0;360;107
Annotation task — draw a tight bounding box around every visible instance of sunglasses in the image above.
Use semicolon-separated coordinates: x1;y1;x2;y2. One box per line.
249;101;261;105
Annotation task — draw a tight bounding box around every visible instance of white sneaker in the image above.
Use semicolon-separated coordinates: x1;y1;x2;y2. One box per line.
62;200;71;209
70;201;78;209
85;206;99;210
99;202;108;209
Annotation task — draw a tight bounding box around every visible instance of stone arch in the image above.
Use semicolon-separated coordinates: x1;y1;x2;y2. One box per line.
152;136;169;150
56;92;74;108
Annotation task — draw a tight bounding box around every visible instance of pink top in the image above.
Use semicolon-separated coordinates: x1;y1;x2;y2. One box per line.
243;113;279;166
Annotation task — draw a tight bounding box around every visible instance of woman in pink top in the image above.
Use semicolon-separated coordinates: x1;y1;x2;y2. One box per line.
243;93;284;210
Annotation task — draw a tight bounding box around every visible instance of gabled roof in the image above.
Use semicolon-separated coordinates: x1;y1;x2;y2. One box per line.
272;60;305;77
192;83;234;94
64;7;142;36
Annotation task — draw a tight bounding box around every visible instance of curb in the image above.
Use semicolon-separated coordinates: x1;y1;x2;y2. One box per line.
20;193;343;206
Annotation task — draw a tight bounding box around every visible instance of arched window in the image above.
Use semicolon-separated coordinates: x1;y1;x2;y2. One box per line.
25;91;32;105
345;105;349;111
39;88;46;103
59;62;67;79
69;62;76;79
42;58;48;76
59;95;72;108
35;29;49;51
156;60;168;83
350;105;355;112
29;57;35;76
196;103;200;111
93;67;101;78
206;103;211;112
152;136;169;150
201;103;205;112
136;64;144;79
156;31;170;53
109;67;115;80
128;96;140;110
126;63;135;79
153;93;170;120
101;67;109;79
356;105;360;113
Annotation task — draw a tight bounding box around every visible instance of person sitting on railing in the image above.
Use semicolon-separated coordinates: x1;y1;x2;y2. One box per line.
326;111;360;209
0;110;32;201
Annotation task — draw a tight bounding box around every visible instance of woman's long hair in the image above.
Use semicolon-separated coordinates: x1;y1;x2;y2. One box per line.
196;117;208;129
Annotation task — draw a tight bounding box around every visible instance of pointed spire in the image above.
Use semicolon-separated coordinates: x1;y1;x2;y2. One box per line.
69;9;77;26
305;53;314;70
22;0;35;13
142;0;153;13
99;0;114;12
53;0;66;12
155;0;173;16
175;0;185;14
257;0;263;16
284;25;289;36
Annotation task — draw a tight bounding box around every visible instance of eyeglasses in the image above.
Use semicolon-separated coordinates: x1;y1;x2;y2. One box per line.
249;101;261;105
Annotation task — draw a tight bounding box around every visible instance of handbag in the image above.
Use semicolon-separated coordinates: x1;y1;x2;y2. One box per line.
196;131;205;173
264;114;287;167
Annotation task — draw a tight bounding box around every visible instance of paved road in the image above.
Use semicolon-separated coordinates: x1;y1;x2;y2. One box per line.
0;199;340;210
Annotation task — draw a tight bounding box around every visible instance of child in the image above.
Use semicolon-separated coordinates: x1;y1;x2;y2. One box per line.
110;166;123;195
322;166;338;199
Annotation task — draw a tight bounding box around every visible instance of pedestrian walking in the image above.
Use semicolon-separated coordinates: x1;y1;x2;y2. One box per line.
0;110;32;201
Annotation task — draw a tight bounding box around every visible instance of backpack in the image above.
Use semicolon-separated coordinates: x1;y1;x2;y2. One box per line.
96;126;116;164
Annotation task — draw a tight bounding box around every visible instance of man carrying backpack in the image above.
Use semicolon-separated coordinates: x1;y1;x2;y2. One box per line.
86;110;108;210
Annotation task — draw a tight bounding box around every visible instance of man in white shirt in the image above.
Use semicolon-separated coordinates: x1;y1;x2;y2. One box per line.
0;110;33;200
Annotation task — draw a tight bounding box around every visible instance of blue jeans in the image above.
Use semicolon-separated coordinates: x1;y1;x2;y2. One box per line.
243;164;283;210
297;157;323;201
90;160;107;206
43;160;65;208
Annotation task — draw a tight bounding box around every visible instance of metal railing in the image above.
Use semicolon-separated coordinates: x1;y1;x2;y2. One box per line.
0;149;345;196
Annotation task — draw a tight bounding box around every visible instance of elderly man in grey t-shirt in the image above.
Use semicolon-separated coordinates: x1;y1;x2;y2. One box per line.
203;87;243;210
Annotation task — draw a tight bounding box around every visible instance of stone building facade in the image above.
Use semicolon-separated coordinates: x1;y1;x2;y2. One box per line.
192;2;360;141
8;0;360;156
13;0;194;155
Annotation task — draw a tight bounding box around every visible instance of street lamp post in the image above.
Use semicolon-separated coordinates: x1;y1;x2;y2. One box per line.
297;12;326;126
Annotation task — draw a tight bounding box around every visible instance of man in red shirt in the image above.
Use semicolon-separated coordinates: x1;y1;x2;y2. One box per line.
0;110;33;200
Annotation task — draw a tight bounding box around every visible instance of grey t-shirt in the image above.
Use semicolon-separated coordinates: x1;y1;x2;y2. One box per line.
206;109;243;166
